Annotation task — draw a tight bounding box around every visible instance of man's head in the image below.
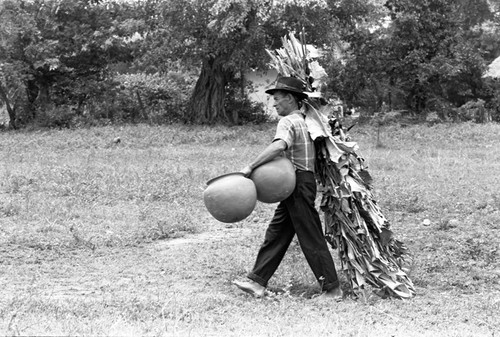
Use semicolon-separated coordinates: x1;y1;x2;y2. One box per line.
265;77;308;116
270;91;301;116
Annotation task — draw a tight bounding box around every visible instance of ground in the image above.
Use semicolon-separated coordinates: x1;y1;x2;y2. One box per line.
1;122;499;336
2;219;498;336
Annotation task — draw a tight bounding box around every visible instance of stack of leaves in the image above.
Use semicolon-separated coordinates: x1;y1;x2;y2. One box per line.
267;32;416;299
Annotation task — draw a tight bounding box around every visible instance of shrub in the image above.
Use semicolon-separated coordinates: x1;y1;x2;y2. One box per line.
34;78;126;128
426;96;455;121
225;79;269;124
483;79;500;122
225;97;268;124
452;99;492;123
34;105;76;129
485;95;500;122
114;71;196;124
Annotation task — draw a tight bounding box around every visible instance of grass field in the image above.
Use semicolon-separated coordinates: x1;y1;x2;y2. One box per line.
0;121;499;336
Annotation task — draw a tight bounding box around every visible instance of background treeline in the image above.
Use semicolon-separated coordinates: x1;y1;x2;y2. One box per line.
1;0;499;129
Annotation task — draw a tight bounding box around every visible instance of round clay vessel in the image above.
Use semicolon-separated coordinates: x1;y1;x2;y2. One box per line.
250;157;296;203
203;172;257;223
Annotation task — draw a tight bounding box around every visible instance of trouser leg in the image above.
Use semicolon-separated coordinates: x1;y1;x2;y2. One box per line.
286;171;340;291
247;202;295;287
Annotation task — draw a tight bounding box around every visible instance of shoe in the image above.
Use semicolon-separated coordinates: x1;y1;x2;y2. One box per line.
233;279;265;298
312;286;343;302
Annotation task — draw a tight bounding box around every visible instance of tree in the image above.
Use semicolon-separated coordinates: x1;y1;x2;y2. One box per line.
150;0;265;124
0;0;39;128
0;0;137;127
326;0;499;115
150;0;337;124
322;0;390;111
383;0;497;114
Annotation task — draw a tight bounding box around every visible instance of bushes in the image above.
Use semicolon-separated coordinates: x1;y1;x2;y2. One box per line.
22;71;196;129
225;96;268;124
7;69;273;129
114;71;196;124
485;95;500;122
484;79;500;122
448;79;500;123
452;99;492;123
224;79;269;125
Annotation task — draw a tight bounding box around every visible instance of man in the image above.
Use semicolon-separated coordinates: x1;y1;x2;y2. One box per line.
233;77;342;299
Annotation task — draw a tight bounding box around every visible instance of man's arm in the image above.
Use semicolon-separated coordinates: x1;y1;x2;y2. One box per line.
241;139;287;177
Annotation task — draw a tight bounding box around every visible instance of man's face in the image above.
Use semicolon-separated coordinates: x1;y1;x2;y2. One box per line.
272;92;293;116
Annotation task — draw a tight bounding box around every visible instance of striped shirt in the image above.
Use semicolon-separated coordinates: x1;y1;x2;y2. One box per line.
273;111;315;172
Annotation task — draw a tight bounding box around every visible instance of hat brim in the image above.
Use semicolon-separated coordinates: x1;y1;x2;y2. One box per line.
265;88;309;100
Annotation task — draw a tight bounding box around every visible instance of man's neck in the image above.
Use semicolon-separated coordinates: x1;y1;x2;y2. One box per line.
283;107;300;116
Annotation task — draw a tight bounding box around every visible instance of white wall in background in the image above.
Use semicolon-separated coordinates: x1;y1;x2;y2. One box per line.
244;69;279;118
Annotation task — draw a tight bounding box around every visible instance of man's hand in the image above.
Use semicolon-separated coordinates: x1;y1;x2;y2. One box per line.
239;140;287;178
240;165;253;177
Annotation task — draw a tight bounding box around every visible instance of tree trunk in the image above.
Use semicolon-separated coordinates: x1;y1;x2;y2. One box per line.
135;90;144;121
186;57;231;124
36;81;51;110
0;84;17;129
388;77;395;110
25;79;39;120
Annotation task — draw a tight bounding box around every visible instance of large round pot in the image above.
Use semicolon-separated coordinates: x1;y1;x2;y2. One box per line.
250;157;296;203
203;172;257;223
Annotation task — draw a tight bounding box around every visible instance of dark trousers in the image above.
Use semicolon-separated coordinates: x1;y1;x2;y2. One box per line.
248;170;340;291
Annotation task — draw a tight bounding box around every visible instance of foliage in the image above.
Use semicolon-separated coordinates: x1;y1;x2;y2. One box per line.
34;105;81;129
145;0;262;123
28;70;197;128
395;0;499;112
482;77;500;121
147;0;340;124
224;93;269;125
113;71;196;124
0;0;139;127
451;98;493;122
0;0;37;128
327;0;500;118
1;0;500;127
322;1;392;111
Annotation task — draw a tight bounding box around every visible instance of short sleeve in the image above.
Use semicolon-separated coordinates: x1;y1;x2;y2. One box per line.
273;117;294;149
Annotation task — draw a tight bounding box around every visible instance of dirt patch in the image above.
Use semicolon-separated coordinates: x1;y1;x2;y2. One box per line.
164;224;254;246
0;222;255;303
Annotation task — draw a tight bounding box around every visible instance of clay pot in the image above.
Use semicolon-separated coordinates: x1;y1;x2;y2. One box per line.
250;157;296;203
203;172;257;223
